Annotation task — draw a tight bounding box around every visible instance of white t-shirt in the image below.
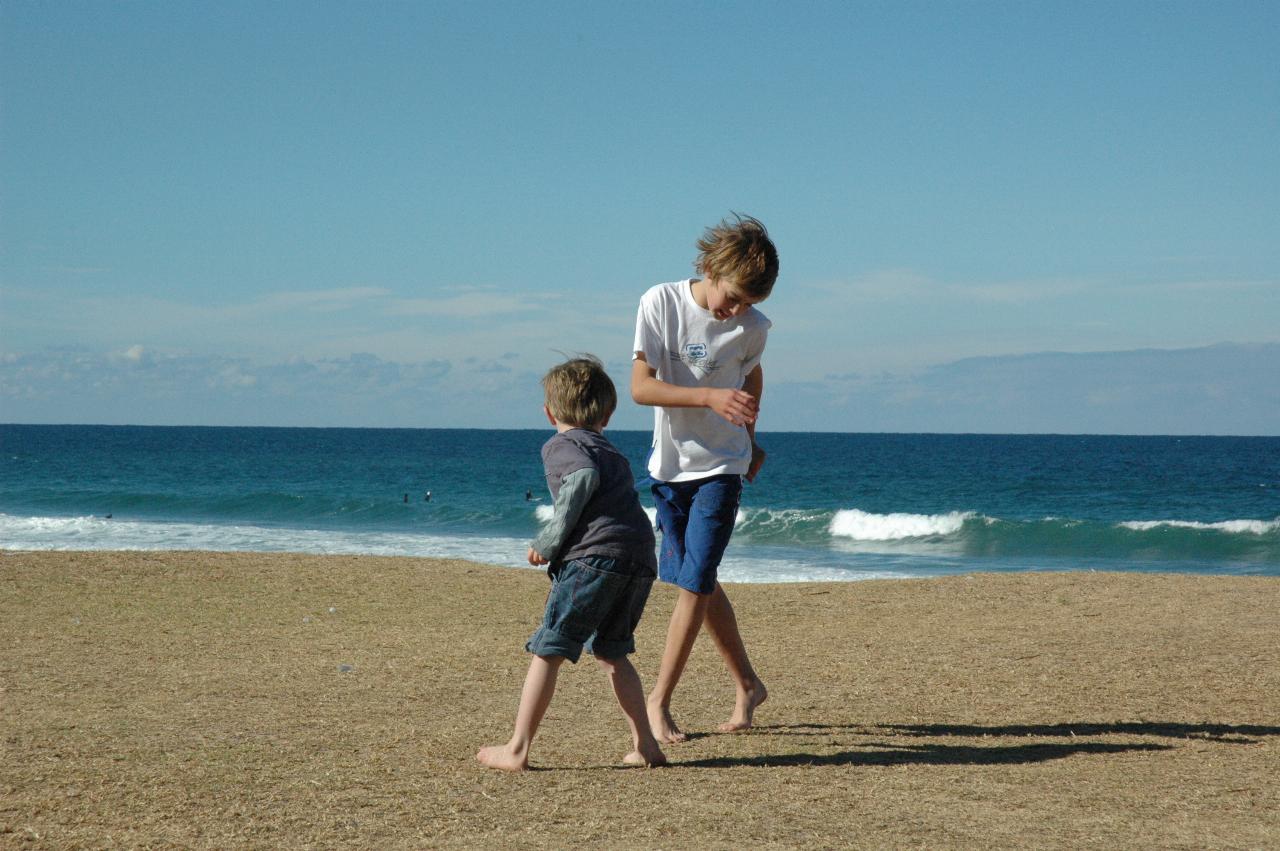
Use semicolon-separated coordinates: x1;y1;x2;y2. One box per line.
633;279;771;482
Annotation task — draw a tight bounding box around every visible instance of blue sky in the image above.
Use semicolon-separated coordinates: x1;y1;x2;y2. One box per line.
2;1;1277;432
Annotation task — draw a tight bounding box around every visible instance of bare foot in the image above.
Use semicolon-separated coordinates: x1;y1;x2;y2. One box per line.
717;677;767;733
646;701;688;744
476;744;529;772
623;746;669;767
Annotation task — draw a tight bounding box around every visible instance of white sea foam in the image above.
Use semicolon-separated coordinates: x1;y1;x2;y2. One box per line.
717;557;913;584
540;504;664;530
0;513;536;570
738;507;828;528
829;508;972;540
642;507;745;526
1118;518;1280;535
0;512;921;583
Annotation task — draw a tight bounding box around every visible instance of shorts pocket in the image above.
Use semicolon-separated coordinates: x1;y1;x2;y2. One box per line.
569;560;612;613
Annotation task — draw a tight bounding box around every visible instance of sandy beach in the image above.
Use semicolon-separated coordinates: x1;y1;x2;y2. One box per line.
3;550;1277;848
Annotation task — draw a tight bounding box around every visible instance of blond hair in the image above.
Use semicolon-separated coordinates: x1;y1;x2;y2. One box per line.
542;355;617;428
695;213;779;299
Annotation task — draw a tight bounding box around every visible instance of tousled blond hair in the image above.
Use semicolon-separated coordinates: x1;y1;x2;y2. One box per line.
695;213;779;299
542;355;617;428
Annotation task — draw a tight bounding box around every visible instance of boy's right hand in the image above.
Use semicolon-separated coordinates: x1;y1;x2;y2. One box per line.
706;388;759;426
527;547;549;566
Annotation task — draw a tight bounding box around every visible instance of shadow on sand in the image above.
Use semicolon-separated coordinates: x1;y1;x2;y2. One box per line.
883;721;1280;745
678;739;1172;769
671;720;1279;769
752;721;1280;744
558;720;1277;771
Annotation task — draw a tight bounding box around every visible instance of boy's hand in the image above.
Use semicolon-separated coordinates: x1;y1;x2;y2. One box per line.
527;547;549;566
706;388;759;426
746;442;766;483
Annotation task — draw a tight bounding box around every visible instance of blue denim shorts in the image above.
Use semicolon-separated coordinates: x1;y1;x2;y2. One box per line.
652;474;743;595
525;555;655;663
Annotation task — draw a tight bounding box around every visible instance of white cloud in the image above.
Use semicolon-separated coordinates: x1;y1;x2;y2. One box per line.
958;279;1090;303
764;342;1280;435
1137;278;1279;294
0;283;641;369
37;266;108;275
808;269;934;302
0;347;532;426
257;287;392;312
390;289;547;318
4;342;1278;433
806;269;1092;304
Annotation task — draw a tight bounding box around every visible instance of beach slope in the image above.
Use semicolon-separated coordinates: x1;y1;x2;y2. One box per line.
3;550;1277;848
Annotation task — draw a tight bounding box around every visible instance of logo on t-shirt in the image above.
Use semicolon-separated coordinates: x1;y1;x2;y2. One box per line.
674;342;719;375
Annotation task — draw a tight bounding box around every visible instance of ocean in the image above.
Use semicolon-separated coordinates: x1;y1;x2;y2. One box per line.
2;424;1277;581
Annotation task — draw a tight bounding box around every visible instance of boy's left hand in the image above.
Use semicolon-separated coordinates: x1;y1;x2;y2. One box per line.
527;547;549;566
746;442;766;483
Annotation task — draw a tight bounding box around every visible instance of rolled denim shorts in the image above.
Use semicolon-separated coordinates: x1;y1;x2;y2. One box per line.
652;474;743;595
525;555;655;663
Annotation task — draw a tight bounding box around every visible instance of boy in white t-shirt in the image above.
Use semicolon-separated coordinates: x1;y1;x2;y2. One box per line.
631;214;777;743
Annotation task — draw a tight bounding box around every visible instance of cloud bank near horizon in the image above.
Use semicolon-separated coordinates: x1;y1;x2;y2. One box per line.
3;342;1276;435
777;342;1279;436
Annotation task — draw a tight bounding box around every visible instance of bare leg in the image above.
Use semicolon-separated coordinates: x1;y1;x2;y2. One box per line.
647;588;711;743
477;654;564;771
704;582;767;732
595;655;668;767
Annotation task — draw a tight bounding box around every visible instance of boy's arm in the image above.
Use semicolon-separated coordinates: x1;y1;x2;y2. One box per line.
528;467;600;566
743;364;766;483
631;354;759;426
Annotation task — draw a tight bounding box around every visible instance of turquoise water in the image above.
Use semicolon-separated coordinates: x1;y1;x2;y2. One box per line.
2;425;1277;581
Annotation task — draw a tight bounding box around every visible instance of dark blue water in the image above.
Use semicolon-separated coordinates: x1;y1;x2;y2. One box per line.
2;425;1277;580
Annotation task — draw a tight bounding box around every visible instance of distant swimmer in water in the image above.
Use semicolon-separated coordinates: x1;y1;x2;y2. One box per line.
525;489;532;501
425;491;432;502
105;513;112;519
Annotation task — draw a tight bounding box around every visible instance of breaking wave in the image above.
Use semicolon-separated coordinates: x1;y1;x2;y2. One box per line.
1118;518;1280;534
829;509;974;541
